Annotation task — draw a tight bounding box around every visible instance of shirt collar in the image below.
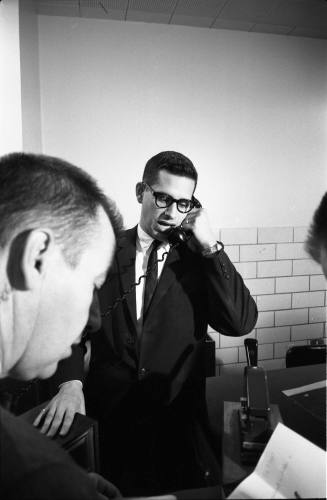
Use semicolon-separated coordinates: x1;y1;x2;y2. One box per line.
137;225;170;253
137;224;154;252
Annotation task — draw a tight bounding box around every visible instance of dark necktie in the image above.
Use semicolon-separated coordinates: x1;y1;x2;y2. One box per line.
143;240;160;320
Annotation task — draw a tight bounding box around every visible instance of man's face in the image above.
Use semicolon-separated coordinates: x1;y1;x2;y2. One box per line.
12;208;115;380
138;170;196;241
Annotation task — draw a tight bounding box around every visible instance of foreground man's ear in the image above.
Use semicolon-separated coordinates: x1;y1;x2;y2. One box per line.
7;229;53;291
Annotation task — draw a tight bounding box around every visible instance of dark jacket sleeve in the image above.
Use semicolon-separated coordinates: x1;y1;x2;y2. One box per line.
203;249;257;336
6;463;121;500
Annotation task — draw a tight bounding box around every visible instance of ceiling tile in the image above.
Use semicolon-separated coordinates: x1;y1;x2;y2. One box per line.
212;18;255;31
80;6;123;19
171;14;215;27
126;11;172;23
290;26;327;39
37;2;79;17
219;0;281;22
99;0;128;8
174;0;226;17
128;0;176;14
251;23;293;35
270;0;327;29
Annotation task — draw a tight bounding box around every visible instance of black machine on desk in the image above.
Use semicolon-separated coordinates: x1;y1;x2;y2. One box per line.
238;339;280;464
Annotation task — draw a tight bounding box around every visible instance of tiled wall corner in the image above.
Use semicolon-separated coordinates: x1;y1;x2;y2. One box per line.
212;225;327;376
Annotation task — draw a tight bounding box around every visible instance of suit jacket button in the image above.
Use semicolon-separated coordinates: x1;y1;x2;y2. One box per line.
139;367;147;378
225;274;230;279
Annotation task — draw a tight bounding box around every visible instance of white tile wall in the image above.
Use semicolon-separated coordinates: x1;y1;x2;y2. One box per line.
293;259;322;275
241;244;275;262
257;326;291;343
309;307;327;323
292;291;325;309
255;311;274;328
245;278;275;295
257;294;292;311
257;260;292;278
214;226;325;374
224;245;240;262
219;331;255;348
221;227;257;245
215;347;238;365
291;323;324;341
276;243;308;260
258;227;293;243
276;276;309;293
234;262;257;279
275;308;308;326
310;275;327;291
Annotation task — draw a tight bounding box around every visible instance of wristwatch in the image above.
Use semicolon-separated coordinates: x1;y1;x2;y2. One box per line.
201;241;224;257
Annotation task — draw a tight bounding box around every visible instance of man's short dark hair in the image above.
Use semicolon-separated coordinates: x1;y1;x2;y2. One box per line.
142;151;198;187
0;153;123;266
306;192;327;263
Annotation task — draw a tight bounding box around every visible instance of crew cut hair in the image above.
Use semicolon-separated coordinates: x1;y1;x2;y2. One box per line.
142;151;198;187
306;192;327;263
0;153;123;266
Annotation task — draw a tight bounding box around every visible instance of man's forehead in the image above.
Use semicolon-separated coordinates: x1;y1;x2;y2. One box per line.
154;171;195;190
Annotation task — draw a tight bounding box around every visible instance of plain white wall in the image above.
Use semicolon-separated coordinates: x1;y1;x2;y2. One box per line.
0;0;42;155
0;0;23;154
20;0;42;152
38;16;327;230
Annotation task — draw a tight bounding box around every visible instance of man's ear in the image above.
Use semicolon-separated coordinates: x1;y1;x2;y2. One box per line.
7;229;53;291
136;182;145;204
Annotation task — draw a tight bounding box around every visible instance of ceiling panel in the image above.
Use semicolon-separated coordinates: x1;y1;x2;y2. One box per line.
290;25;327;38
251;23;293;35
212;18;255;31
128;0;176;14
173;0;226;17
126;10;172;23
269;0;327;29
34;0;327;39
218;0;282;22
171;14;215;27
37;2;79;17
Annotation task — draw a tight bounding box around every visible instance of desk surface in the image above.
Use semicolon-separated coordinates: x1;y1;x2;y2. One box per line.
206;363;326;490
206;363;326;431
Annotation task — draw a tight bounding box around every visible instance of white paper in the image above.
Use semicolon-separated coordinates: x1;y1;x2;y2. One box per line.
282;380;326;397
228;423;326;499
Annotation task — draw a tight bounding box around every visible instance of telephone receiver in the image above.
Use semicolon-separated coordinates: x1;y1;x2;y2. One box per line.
167;197;202;245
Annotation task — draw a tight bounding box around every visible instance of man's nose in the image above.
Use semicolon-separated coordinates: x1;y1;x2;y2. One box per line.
164;202;179;218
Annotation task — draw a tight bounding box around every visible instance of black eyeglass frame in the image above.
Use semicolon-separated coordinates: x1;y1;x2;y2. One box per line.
143;182;196;214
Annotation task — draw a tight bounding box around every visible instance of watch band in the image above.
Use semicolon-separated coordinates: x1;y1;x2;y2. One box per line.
201;240;224;257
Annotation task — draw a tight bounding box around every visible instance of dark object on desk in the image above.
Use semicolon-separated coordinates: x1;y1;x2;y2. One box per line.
238;339;278;464
20;402;99;472
282;383;326;450
286;343;326;368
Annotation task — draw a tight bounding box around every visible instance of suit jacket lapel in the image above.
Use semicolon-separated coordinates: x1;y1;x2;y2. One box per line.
116;227;138;333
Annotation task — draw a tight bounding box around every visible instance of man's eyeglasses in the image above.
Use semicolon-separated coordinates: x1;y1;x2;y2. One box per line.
143;183;196;214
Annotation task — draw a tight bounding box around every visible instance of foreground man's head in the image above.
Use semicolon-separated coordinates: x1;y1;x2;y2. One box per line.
306;192;327;278
0;153;120;381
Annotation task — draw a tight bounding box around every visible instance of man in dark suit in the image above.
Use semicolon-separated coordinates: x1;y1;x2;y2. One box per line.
37;151;257;496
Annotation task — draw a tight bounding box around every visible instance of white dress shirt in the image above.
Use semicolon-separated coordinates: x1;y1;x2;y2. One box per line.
135;225;170;334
